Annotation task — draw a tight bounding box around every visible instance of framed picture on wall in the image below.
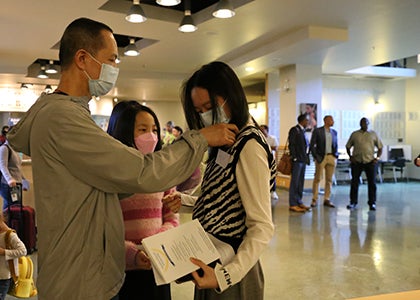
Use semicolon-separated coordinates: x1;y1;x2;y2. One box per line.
300;103;317;132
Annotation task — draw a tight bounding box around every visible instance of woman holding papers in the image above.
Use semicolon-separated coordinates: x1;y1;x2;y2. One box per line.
107;101;179;300
169;61;276;299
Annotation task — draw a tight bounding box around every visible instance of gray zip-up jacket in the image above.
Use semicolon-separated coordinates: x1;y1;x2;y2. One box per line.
7;93;207;299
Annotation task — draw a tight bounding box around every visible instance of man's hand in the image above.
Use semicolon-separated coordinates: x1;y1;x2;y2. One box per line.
199;124;239;147
190;257;219;289
162;192;181;213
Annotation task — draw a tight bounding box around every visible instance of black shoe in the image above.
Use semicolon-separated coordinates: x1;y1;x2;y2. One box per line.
346;203;357;210
369;204;376;211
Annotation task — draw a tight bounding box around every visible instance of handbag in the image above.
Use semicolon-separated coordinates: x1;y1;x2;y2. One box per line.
277;139;292;175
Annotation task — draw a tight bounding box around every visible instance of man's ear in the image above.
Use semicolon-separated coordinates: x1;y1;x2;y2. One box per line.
74;49;88;70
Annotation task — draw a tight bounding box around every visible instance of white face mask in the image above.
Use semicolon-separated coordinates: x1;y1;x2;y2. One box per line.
199;100;230;127
84;53;119;97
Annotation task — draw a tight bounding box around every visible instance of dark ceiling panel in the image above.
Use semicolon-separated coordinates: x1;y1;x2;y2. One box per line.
127;0;220;14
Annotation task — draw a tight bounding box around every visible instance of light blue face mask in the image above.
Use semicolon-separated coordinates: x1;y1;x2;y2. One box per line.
199;100;230;127
84;53;119;97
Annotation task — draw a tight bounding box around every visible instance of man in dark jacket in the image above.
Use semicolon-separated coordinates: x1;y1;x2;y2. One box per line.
310;115;338;208
288;114;311;213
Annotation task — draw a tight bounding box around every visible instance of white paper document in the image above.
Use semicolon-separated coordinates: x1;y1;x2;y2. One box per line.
142;219;222;285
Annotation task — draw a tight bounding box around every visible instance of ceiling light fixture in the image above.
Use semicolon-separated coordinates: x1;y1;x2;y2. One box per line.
124;38;140;56
179;10;197;33
212;0;235;19
45;60;58;74
20;83;31;89
156;0;181;6
125;0;147;23
45;84;53;93
37;65;49;79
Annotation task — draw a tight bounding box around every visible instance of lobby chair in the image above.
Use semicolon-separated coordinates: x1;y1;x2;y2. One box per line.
384;158;407;183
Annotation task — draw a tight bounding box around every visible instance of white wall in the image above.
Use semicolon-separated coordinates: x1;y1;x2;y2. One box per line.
146;101;187;132
322;76;406;145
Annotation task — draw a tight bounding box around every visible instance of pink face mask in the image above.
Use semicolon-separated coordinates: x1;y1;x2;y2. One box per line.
134;132;158;154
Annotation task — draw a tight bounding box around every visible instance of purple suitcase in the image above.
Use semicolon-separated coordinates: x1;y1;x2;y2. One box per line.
8;205;37;254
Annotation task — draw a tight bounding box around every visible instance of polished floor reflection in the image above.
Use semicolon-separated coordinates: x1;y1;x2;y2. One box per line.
171;182;420;300
10;182;420;300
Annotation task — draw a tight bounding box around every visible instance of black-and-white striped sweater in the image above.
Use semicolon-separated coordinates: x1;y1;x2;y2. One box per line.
192;125;276;249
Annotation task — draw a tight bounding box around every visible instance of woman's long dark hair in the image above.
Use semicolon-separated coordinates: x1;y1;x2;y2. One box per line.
107;101;162;152
181;61;249;131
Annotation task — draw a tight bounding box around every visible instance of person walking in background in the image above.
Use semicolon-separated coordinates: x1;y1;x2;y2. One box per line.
6;18;238;300
163;121;176;145
260;125;278;158
346;117;383;211
0;132;28;211
108;102;178;300
310;115;338;208
0;126;8;146
260;124;279;203
172;125;183;139
165;61;276;300
288;114;311;213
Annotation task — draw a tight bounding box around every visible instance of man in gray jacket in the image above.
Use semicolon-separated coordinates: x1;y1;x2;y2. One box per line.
7;18;238;300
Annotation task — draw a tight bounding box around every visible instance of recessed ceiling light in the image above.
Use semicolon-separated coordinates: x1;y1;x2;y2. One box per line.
156;0;180;6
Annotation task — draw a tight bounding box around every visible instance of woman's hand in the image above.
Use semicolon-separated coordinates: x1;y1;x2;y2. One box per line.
8;179;16;188
162;192;182;213
190;257;219;289
135;250;151;270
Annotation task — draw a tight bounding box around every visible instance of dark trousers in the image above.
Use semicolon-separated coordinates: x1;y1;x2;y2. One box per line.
289;161;306;206
0;183;11;210
118;269;171;300
0;279;10;300
350;162;377;205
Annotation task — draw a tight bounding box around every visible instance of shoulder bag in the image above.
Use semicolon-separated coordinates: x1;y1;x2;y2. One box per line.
277;139;292;175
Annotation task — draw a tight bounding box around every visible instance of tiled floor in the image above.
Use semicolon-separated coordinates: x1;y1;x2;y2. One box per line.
172;182;420;300
10;182;420;300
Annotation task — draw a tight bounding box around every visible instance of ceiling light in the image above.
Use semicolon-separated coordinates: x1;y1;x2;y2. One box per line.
37;66;49;79
178;10;197;33
45;84;53;93
125;0;147;23
124;38;140;56
20;83;31;89
212;0;235;18
45;60;58;74
156;0;180;6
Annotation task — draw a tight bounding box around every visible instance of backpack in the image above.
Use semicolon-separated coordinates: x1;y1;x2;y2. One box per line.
5;229;38;298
